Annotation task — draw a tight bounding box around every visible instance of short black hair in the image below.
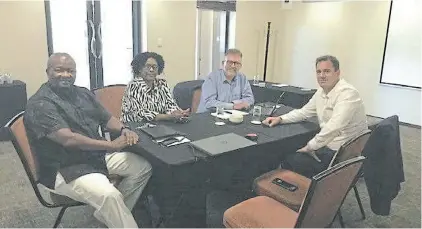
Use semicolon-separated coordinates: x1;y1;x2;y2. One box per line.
131;52;165;75
315;55;340;71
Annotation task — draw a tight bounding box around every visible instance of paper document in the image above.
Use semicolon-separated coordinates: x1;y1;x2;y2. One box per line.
155;136;185;143
224;110;249;116
166;138;191;147
272;83;289;87
154;136;191;147
211;112;231;120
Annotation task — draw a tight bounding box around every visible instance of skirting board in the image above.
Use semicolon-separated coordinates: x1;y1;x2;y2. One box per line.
367;115;421;129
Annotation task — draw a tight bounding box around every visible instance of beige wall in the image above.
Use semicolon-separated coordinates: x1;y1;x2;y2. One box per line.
145;0;197;88
0;1;48;97
235;1;281;81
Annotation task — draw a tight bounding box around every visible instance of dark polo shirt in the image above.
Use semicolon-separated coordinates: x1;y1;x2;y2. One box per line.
24;83;112;189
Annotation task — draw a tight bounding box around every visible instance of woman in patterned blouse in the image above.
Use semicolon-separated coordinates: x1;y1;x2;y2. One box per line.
120;52;190;122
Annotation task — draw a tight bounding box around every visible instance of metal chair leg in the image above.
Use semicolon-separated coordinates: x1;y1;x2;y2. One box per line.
53;207;68;228
337;209;345;228
353;185;366;219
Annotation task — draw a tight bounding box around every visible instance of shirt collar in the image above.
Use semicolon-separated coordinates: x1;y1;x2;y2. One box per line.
321;78;344;99
220;69;238;84
134;77;157;93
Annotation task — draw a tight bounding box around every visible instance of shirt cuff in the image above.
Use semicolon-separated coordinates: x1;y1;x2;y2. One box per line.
279;114;290;123
307;138;320;151
167;106;179;114
223;103;234;110
144;111;159;121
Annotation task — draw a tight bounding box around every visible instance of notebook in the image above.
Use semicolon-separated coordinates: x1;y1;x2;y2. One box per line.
139;125;184;140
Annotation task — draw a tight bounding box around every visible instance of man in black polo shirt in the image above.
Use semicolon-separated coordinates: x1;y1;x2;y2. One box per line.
24;53;152;228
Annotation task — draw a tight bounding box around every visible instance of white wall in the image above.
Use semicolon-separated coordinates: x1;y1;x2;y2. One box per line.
236;0;421;125
343;1;421;126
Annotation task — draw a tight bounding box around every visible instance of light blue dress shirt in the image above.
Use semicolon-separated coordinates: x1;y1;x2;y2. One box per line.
196;69;255;113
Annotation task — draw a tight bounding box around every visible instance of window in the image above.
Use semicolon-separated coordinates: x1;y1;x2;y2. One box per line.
195;1;237;79
45;0;144;90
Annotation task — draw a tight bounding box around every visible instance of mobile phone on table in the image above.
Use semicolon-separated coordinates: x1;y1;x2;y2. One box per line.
272;178;298;192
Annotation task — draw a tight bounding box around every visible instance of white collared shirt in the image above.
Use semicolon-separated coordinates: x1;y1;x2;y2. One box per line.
280;79;368;151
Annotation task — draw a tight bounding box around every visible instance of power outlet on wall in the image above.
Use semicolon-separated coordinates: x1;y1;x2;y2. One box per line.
157;38;163;48
281;0;293;10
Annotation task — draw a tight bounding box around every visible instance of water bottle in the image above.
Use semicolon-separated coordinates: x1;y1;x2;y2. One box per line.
4;73;13;84
253;75;259;85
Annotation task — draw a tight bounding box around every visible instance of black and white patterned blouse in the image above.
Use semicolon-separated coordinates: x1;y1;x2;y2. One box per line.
121;78;179;122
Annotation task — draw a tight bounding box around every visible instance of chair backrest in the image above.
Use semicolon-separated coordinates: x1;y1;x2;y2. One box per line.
173;80;204;110
295;156;365;228
7;112;39;183
6;110;51;206
7;112;71;208
329;130;371;167
191;87;202;113
93;84;127;118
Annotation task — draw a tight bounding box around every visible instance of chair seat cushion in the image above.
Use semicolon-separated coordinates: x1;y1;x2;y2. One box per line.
253;169;311;211
223;196;299;228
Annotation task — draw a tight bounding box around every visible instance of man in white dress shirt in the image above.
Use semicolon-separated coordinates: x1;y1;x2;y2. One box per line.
262;55;368;178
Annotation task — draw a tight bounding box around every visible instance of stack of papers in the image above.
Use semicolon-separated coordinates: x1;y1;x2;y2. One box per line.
272;83;289;87
301;88;313;91
252;82;266;87
155;136;191;147
211;110;249;119
211;112;231;120
225;110;249;115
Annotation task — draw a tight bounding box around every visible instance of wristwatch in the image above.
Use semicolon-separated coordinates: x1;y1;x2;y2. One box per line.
120;126;130;135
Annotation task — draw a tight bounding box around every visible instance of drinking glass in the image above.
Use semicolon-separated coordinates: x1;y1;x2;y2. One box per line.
253;75;259;85
215;105;226;125
252;105;262;123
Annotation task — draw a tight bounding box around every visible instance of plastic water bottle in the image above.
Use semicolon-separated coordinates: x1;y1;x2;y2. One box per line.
253;75;259;85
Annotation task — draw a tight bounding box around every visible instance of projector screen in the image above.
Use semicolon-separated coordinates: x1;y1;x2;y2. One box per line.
380;0;421;89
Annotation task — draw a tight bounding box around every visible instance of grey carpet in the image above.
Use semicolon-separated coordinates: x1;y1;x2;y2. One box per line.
0;123;420;228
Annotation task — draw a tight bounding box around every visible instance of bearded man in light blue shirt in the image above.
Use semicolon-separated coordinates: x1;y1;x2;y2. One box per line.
197;49;255;113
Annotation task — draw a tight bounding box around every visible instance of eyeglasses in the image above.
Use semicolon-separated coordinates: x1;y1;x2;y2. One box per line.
144;64;158;71
225;60;242;67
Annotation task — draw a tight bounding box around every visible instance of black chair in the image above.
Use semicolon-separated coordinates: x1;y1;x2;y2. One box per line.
173;80;204;112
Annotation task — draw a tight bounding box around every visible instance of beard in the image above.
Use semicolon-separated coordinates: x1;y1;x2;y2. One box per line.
48;78;76;98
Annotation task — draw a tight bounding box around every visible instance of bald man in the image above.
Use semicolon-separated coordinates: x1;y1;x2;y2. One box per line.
24;53;152;228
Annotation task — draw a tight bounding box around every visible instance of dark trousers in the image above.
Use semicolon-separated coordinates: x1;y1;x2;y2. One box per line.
281;147;336;178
